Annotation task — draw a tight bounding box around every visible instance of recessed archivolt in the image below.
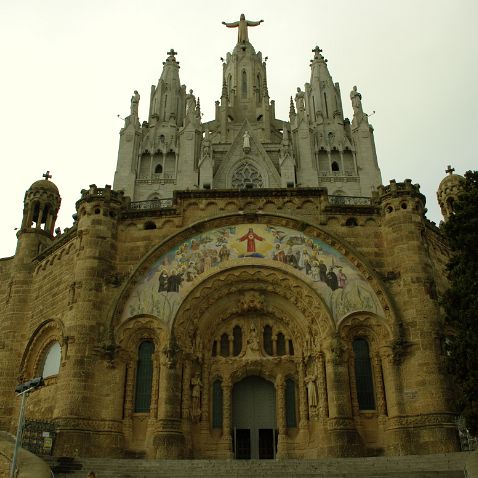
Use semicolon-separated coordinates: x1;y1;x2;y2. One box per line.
110;213;396;334
338;312;393;347
115;315;165;356
172;265;335;352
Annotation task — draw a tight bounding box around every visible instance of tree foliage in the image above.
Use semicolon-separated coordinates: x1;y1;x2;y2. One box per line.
442;171;478;434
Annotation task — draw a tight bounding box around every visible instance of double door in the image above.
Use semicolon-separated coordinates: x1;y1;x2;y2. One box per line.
232;376;276;459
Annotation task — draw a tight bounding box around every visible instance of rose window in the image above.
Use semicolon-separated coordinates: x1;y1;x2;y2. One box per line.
231;162;263;189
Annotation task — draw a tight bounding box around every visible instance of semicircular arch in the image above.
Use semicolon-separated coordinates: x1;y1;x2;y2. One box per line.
109;214;396;338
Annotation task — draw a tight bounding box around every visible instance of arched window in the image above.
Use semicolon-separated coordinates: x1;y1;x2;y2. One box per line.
285;379;297;428
276;333;286;356
220;333;229;357
353;339;375;410
134;341;154;412
263;325;273;355
242;70;247;97
212;379;223;428
155;164;163;174
41;342;61;378
233;326;242;356
331;161;340;172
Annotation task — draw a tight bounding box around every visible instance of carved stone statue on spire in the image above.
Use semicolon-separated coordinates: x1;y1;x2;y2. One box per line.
185;89;196;118
350;86;363;116
130;90;140;116
222;14;264;43
295;87;305;112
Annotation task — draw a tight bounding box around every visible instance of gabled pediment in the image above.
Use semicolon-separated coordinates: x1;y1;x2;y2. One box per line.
213;120;282;189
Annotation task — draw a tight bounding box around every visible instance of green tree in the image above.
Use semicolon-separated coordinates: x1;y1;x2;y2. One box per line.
443;171;478;434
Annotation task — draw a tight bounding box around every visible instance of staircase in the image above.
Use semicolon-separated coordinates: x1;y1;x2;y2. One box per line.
48;452;470;477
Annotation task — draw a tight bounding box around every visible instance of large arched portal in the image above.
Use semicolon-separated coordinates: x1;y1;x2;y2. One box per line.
232;376;276;459
111;219;394;459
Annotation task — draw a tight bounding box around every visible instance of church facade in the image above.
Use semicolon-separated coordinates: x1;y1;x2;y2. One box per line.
0;16;462;460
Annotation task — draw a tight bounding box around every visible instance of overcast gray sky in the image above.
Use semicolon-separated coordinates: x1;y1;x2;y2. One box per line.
1;0;477;258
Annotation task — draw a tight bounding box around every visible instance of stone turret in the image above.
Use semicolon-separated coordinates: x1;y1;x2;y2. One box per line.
437;165;465;222
17;171;61;260
0;173;61;429
52;184;128;456
377;179;457;454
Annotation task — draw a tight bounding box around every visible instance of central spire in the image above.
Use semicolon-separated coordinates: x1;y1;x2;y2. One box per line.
222;14;264;44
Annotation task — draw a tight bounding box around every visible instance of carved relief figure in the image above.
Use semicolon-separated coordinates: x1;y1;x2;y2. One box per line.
191;373;202;421
243;130;251;151
246;323;260;354
305;374;318;409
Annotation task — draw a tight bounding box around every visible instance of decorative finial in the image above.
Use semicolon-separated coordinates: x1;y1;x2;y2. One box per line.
167;49;177;58
312;45;323;58
42;171;52;181
289;96;296;115
446;165;455;175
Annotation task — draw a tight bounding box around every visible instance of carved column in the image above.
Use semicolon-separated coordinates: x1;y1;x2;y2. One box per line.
298;361;308;426
122;362;134;444
324;337;353;419
323;335;362;456
150;352;160;420
124;362;135;419
348;350;360;417
181;359;192;422
200;357;210;430
373;353;387;418
222;377;233;457
316;352;329;418
379;347;403;417
154;340;185;459
275;374;287;458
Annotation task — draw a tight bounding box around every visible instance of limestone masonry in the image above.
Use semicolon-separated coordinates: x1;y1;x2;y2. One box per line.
0;15;465;461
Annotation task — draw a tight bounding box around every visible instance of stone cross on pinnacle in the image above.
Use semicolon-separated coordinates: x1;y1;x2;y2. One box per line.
42;171;52;181
445;165;455;175
167;49;177;58
312;46;323;56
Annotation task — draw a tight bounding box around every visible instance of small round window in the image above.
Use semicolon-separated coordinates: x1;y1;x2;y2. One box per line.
41;342;61;378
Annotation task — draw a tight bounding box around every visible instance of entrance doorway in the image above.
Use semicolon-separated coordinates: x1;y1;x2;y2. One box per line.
232;376;276;459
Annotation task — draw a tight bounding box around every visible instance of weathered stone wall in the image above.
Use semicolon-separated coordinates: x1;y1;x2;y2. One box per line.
0;185;459;460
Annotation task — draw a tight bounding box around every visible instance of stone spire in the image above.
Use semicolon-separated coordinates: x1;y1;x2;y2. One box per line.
216;16;276;141
148;49;185;126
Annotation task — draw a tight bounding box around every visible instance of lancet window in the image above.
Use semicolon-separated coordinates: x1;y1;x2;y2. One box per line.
134;341;154;412
262;325;294;357
353;338;375;410
212;326;243;358
285;378;297;428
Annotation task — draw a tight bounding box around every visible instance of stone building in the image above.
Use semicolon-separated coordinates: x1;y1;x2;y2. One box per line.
0;15;462;461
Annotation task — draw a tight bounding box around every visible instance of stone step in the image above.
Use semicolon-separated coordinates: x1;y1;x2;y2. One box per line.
50;453;469;478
